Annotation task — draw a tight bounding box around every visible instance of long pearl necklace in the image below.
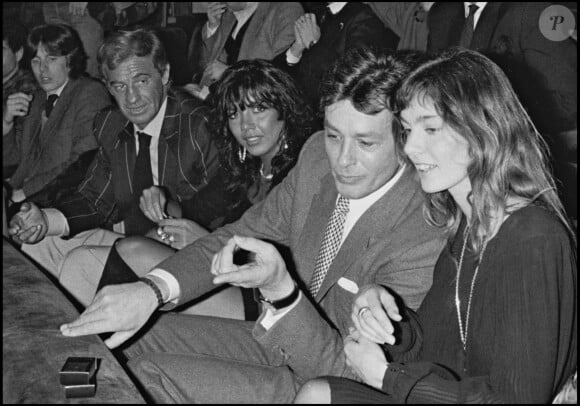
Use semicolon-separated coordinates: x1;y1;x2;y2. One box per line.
455;227;487;352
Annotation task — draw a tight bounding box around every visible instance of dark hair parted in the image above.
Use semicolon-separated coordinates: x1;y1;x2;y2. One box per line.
3;21;28;53
393;48;573;252
207;59;313;207
28;24;87;79
97;28;168;78
319;47;430;116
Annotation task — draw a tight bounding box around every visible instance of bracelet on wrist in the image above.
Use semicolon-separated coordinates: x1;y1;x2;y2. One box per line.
138;277;164;308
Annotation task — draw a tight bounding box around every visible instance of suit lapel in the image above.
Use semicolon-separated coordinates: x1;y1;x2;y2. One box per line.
40;79;75;140
314;166;419;301
119;120;136;193
241;3;267;49
295;172;338;285
157;94;179;186
471;2;503;50
212;12;237;62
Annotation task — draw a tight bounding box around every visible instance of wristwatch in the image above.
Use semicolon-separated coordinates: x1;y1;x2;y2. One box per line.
255;284;300;310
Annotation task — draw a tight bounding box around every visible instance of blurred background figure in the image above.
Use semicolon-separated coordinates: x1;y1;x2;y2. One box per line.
184;2;303;100
276;2;398;129
3;21;40;180
427;2;577;225
366;2;434;51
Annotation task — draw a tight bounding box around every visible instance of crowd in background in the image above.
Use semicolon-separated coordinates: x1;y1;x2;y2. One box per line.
2;2;577;404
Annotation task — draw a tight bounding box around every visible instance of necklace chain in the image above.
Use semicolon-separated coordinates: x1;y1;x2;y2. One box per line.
455;226;487;352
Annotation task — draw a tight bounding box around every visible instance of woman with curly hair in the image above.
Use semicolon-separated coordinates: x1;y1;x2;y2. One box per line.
294;48;576;403
60;59;313;320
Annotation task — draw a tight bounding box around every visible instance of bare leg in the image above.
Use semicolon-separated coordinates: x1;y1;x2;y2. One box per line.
116;236;245;320
294;379;332;404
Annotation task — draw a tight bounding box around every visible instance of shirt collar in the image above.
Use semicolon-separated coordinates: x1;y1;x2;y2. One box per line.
345;163;407;211
463;2;487;16
48;78;69;98
328;2;348;15
233;2;258;22
133;96;168;140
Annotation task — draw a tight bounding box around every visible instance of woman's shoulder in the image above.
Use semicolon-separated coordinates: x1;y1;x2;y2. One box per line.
498;204;571;244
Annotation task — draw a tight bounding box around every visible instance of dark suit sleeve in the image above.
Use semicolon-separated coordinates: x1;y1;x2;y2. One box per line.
172;104;220;202
56;110;122;237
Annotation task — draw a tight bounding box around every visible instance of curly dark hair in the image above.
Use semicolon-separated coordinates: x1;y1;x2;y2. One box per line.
207;59;313;206
28;24;87;79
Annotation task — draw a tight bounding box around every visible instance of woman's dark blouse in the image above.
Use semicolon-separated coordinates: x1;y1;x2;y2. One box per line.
382;205;577;403
180;165;276;231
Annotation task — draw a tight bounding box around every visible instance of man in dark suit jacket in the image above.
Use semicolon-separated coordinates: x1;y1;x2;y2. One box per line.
275;2;398;120
427;2;577;218
9;28;220;280
58;48;446;403
3;23;111;212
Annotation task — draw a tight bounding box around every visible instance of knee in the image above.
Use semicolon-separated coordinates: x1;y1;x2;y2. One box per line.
59;245;91;280
115;236;149;259
294;378;331;404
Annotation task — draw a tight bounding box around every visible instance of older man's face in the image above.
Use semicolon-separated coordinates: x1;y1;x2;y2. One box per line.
324;99;400;199
104;55;169;129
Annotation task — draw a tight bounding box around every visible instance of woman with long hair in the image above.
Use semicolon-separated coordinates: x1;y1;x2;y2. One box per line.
294;48;576;403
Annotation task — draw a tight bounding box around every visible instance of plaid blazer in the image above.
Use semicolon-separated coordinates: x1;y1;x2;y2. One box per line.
56;89;220;237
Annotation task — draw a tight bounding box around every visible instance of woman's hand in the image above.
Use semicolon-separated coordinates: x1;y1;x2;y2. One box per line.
156;218;209;250
351;284;402;345
344;328;389;390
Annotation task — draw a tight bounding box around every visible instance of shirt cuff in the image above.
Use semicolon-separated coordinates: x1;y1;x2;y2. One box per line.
286;48;302;65
43;208;69;237
259;290;302;330
146;268;180;304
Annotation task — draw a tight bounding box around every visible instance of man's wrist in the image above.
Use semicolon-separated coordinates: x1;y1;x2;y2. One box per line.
138;277;164;308
256;283;299;311
259;274;295;301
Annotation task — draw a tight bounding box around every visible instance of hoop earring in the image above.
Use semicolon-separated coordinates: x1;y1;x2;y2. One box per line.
238;146;247;163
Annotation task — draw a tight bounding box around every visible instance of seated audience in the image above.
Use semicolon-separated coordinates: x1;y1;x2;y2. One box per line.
3;23;110;213
427;2;577;221
57;59;313;319
294;48;577;404
3;21;40;179
184;2;303;99
276;2;397;126
58;47;446;403
8;28;220;285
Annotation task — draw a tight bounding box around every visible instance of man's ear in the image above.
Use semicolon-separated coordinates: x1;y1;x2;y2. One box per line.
162;64;170;86
15;46;24;63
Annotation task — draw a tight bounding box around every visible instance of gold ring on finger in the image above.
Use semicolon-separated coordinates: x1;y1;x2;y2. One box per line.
358;306;371;318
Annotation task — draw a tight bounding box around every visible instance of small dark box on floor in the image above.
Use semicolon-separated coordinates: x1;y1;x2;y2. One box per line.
64;376;97;398
60;357;97;386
